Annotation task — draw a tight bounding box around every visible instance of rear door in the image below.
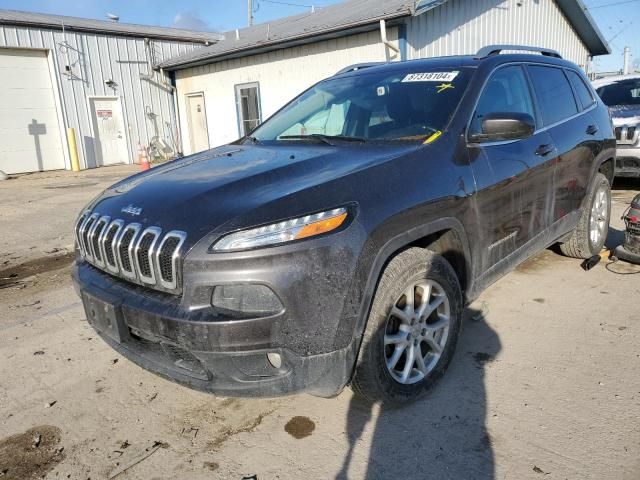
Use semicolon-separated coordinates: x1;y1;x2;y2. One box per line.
467;64;557;272
526;65;596;220
186;93;210;153
89;97;129;166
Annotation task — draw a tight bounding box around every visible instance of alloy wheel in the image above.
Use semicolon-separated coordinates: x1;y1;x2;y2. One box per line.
383;280;451;385
589;185;609;247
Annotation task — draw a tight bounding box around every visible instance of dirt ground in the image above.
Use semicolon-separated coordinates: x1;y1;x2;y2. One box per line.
1;166;639;480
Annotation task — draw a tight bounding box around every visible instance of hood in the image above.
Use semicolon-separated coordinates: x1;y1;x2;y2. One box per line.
88;143;415;243
609;104;640;127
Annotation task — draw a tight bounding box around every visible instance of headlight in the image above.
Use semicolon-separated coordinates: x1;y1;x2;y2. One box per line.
211;207;348;252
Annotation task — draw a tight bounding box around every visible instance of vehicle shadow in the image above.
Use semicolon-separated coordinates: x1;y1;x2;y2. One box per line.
337;307;500;480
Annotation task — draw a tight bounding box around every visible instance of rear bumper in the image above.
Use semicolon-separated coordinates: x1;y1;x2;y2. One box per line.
71;222;366;398
615;146;640;177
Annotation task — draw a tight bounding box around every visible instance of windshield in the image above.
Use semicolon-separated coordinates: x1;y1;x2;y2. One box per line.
249;67;471;144
596;78;640;107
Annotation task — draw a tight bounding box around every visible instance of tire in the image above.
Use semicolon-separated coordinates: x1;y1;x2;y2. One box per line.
351;248;463;407
559;172;611;259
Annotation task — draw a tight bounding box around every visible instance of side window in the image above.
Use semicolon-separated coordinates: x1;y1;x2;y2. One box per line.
527;66;578;125
566;70;595;110
235;82;262;136
470;65;535;135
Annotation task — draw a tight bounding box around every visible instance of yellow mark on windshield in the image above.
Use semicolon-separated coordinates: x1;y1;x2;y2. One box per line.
436;83;454;93
423;130;442;144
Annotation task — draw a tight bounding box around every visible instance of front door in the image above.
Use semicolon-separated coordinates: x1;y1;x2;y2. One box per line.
186;93;210;153
89;97;128;166
468;64;558;272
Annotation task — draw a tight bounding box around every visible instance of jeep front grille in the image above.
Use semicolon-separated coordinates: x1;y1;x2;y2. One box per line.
615;126;640;145
75;212;187;294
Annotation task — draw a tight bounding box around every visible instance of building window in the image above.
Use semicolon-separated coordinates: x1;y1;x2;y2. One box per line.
235;83;262;137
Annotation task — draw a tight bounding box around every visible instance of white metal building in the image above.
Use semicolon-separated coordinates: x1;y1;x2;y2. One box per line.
0;10;222;174
160;0;609;155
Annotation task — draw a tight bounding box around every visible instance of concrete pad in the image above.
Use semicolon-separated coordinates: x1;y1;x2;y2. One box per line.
1;171;639;480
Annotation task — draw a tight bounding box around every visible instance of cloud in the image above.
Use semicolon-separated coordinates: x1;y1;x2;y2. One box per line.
172;12;210;31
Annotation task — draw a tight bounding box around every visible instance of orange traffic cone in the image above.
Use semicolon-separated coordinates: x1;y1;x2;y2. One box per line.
139;145;150;171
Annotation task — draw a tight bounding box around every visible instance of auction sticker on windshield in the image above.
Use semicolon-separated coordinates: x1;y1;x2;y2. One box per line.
402;71;459;82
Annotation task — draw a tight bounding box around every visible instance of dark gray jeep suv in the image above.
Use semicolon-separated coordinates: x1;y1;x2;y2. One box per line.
72;45;615;405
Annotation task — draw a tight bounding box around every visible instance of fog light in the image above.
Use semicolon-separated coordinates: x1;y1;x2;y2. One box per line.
211;284;283;317
267;352;282;369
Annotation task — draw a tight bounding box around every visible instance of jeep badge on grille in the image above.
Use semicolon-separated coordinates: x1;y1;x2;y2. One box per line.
121;204;142;216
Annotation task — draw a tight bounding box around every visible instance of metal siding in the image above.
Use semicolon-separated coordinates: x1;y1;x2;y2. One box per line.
175;28;399;153
0;23;202;170
406;0;590;68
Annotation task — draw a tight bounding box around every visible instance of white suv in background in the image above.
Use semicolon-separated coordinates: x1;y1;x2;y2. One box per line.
593;74;640;178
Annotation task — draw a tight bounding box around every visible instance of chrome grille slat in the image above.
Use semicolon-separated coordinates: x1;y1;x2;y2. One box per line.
74;211;90;258
90;216;110;268
81;213;99;261
155;231;187;291
75;211;186;294
117;223;141;280
103;219;124;273
134;227;162;284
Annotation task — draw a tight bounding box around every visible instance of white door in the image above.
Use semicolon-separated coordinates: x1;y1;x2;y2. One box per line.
0;48;65;174
89;97;129;166
186;93;210;153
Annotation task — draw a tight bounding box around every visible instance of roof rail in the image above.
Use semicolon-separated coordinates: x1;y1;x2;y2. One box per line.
475;45;562;59
335;62;386;75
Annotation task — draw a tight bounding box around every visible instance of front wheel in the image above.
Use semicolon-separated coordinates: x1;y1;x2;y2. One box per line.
559;172;611;259
350;248;462;406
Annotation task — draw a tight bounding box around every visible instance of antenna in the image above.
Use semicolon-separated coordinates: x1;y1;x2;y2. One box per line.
106;13;120;22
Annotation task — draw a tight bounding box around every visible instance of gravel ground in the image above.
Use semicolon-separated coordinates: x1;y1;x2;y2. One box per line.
0;167;639;480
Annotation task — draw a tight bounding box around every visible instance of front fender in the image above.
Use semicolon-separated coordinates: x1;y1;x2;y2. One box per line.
338;215;472;350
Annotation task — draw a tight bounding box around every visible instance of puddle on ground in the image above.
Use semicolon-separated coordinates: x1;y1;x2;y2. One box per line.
0;252;74;288
471;352;495;367
0;425;64;480
284;416;315;439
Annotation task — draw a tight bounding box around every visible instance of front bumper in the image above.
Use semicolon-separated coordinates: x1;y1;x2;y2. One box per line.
615;145;640;177
71;223;366;398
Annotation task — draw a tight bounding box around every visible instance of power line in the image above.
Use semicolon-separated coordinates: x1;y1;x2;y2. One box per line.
587;0;640;9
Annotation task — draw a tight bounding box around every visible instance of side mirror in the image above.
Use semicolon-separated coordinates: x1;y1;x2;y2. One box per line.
470;112;535;143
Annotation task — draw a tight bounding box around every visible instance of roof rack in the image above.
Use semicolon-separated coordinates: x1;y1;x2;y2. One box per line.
475;45;562;59
335;62;386;75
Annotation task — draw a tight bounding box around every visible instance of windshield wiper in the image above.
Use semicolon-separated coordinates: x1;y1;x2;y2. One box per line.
279;134;367;145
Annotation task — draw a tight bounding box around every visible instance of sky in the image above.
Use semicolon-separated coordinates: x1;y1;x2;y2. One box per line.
0;0;637;72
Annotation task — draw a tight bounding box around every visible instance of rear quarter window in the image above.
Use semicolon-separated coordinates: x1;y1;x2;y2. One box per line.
566;70;595;110
527;65;579;125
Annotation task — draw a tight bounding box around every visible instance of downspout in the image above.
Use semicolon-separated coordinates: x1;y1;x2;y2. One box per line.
380;19;400;61
141;38;183;157
162;68;184;157
398;22;408;61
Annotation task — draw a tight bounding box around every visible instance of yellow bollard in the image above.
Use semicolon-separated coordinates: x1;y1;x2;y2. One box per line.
67;127;81;172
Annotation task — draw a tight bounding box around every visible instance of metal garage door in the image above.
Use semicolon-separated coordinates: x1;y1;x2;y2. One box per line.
0;48;65;174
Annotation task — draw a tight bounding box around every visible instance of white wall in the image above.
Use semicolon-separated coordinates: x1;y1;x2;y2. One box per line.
0;25;202;170
407;0;590;68
175;28;399;153
175;0;592;154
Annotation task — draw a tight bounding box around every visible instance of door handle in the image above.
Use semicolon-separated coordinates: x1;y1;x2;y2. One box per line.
535;144;554;156
586;125;599;135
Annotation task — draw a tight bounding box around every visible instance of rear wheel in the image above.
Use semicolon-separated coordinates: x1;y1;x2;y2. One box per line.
351;248;462;406
559;172;611;258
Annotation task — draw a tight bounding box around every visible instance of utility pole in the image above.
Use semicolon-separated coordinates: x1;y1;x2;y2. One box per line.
248;0;254;26
623;46;631;75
